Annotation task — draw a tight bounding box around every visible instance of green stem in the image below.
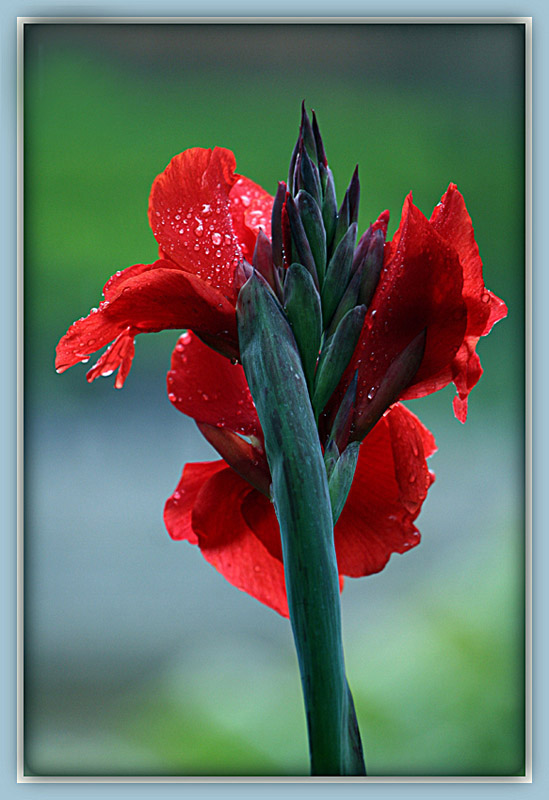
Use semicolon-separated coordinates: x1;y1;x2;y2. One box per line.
237;274;365;776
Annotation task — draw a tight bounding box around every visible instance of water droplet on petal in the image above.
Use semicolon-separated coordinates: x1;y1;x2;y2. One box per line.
211;232;222;246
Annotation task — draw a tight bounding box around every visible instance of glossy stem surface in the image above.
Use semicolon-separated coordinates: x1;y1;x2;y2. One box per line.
237;274;365;776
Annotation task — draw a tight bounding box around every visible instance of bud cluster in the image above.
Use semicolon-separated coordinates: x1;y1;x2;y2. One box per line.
238;104;423;521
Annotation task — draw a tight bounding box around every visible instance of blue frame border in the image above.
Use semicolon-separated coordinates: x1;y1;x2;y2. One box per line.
3;3;542;798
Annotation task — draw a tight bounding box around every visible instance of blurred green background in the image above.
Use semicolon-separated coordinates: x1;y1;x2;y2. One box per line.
23;23;525;777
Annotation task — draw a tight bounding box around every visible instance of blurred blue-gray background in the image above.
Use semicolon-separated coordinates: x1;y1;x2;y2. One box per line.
23;23;525;776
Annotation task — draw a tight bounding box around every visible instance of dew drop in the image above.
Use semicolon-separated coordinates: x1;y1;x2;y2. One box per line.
367;386;377;400
168;392;176;402
211;232;222;246
481;292;490;304
194;223;204;238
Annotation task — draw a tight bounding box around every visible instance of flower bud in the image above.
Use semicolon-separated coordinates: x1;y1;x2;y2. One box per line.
283;263;322;391
284;193;319;288
328;441;360;524
295;189;327;286
271;181;287;268
252;229;276;292
321;222;358;327
313;304;366;419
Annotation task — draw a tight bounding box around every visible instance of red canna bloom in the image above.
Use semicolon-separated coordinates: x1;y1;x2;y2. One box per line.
55;147;272;384
56;143;506;616
164;332;436;617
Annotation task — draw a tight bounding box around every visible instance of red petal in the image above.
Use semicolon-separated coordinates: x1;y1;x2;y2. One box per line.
371;209;390;237
167;331;260;436
429;184;507;338
334;403;435;577
85;326;135;388
190;466;288;616
348;195;467;426
164;460;226;545
240;490;283;562
55;259;238;380
410;184;509;419
148;147;242;295
229;175;273;260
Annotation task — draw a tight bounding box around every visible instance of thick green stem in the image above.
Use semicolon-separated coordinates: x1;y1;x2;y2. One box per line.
237;274;365;776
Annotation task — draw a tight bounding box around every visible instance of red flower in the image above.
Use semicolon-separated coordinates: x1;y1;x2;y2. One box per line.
55;145;506;616
346;187;507;430
164;332;436;617
55;147;272;385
